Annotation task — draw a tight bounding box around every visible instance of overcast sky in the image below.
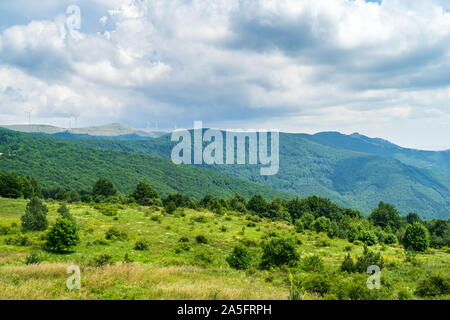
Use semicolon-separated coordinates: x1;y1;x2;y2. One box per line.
0;0;449;150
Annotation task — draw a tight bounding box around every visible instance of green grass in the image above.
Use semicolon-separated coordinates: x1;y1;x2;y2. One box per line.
0;197;449;300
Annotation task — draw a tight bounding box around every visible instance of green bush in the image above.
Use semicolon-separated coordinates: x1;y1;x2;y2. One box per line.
397;288;414;300
45;219;79;253
302;255;325;273
164;201;177;214
300;213;315;230
358;230;378;246
178;236;190;243
57;203;74;221
260;237;299;269
21;197;48;231
226;246;251;270
298;273;332;296
294;220;304;233
312;217;332;234
354;246;384;273
384;233;397;245
91;253;113;267
105;227;128;241
196;235;208;244
416;275;450;297
134;240;149;251
25;254;41;265
5;233;32;246
194;250;214;266
403;223;430;252
340;254;355;273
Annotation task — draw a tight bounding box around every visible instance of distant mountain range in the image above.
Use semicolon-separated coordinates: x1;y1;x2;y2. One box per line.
0;123;167;139
1;123;449;219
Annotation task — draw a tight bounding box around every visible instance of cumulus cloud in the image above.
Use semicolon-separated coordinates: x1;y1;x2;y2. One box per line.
0;0;449;150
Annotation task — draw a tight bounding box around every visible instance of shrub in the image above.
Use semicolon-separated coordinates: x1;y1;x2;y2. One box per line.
260;237;299;269
92;253;113;267
194;250;214;266
397;288;414;300
416;275;450;297
196;235;208;244
178;237;190;243
300;213;315;230
384;233;397;245
134;240;149;251
150;215;163;223
358;230;378;246
164;201;177;214
294;220;304;233
354;246;384;273
298;273;332;296
25;254;41;265
105;227;128;241
5;233;32;246
57;203;74;221
45;219;79;253
220;225;228;232
98;206;118;217
403;223;430;252
312;217;332;234
302;255;325;273
340;254;356;273
226;246;251;270
21;197;48;231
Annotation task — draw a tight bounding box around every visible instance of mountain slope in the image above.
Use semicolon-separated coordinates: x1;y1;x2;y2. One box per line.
302;132;450;173
0;128;291;200
57;131;450;219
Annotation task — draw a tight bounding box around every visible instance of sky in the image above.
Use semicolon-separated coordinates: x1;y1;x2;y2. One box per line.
0;0;449;150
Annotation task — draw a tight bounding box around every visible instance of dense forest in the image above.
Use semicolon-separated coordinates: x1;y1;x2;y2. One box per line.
53;130;450;219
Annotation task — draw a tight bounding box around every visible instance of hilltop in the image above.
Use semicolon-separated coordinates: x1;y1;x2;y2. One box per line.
0;123;166;139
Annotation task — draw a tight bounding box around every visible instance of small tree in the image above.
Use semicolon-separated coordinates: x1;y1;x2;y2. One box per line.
57;203;74;221
226;246;251;270
165;201;177;214
68;190;81;203
55;186;68;201
92;178;117;198
294;220;304;233
260;237;299;269
403;222;430;252
21;197;48;231
45;219;79;253
300;212;315;230
131;181;159;206
247;195;267;215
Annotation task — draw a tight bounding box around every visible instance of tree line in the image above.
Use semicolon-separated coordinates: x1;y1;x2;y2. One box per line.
1;172;448;250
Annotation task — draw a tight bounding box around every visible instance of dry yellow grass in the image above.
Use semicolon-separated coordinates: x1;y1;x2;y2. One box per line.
0;263;288;300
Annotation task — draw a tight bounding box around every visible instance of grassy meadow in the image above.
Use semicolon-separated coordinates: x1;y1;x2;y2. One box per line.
0;197;448;300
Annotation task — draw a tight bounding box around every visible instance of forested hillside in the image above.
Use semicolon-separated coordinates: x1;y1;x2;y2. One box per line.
0;128;290;200
57;131;450;219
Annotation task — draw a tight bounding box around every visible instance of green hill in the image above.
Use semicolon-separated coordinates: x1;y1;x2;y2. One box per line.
56;131;450;219
0;128;291;200
301;132;450;173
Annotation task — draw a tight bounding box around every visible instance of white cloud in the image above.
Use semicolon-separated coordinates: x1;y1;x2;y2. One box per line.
0;0;449;149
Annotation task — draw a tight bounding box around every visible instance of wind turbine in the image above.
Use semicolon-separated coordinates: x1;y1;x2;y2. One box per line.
26;109;33;125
